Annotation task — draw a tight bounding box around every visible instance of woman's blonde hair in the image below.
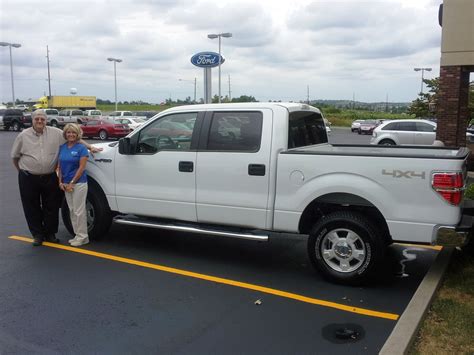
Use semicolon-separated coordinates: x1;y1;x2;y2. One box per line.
63;123;83;140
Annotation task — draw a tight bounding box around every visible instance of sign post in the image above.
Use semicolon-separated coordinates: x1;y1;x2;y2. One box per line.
190;52;225;104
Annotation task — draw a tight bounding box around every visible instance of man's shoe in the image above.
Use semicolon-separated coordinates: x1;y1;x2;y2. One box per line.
32;238;43;246
68;237;78;244
45;235;59;243
70;238;89;247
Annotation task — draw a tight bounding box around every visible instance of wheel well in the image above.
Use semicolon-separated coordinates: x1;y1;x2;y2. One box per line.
298;193;391;243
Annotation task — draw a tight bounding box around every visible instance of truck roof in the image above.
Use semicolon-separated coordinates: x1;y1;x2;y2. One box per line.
162;102;322;115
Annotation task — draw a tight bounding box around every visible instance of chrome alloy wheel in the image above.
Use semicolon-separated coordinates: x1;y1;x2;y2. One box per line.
320;228;366;273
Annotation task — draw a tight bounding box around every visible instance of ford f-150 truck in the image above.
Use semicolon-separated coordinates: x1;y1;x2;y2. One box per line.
62;103;472;284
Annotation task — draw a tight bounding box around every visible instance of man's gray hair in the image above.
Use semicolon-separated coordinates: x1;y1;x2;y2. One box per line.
31;109;47;119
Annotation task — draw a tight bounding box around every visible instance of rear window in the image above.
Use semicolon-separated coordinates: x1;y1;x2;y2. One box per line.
288;111;327;149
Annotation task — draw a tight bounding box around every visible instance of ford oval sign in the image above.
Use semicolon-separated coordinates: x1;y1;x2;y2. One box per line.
191;52;225;68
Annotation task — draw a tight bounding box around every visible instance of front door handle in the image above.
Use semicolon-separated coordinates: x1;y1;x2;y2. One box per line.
179;161;194;172
248;164;265;176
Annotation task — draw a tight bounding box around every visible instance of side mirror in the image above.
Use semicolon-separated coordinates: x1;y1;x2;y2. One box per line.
118;137;132;155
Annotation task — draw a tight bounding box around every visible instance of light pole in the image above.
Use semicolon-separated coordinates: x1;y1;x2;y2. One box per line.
0;42;21;107
414;67;432;94
107;57;122;111
207;32;232;103
179;78;197;103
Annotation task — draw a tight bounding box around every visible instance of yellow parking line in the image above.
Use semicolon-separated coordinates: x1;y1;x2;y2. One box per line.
9;235;399;321
395;243;443;251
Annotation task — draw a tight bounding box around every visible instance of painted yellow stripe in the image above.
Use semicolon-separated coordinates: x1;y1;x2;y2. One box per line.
395;243;443;251
9;235;399;321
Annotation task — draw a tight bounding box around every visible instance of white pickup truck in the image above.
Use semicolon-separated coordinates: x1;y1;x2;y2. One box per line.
55;109;85;127
63;103;472;284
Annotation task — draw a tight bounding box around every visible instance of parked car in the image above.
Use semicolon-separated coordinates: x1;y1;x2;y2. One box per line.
351;119;364;132
113;117;145;131
0;109;27;131
15;104;29;111
371;119;438;145
108;111;134;118
81;119;130;140
358;120;378;135
83;110;103;118
56;109;85;127
134;111;159;120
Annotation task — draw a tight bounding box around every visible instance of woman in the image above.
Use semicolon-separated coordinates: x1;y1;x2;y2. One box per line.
58;123;89;246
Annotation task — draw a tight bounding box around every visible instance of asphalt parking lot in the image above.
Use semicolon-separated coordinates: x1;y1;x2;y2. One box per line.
0;128;441;354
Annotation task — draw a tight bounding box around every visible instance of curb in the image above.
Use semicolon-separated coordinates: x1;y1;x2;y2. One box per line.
379;247;454;355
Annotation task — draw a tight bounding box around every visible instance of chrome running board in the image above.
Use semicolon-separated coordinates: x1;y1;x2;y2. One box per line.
114;216;269;242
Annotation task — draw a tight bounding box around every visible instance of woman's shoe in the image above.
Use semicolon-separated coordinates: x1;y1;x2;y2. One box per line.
70;238;89;247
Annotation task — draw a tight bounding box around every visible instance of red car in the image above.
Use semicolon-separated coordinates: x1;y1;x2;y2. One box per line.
81;119;130;140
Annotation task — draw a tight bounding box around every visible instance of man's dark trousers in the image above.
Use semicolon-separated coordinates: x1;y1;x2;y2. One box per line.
18;170;62;240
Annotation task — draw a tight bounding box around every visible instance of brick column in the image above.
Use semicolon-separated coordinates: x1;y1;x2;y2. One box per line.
436;65;470;146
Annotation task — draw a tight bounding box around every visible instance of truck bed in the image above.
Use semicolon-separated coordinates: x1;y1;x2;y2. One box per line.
284;144;469;160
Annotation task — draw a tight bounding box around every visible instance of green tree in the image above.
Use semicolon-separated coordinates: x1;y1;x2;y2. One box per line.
408;77;439;117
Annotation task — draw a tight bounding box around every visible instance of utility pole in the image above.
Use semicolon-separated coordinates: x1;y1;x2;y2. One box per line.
352;92;355;109
228;75;231;101
46;45;52;97
307;85;310;104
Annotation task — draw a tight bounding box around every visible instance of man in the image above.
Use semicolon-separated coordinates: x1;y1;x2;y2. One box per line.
11;110;101;246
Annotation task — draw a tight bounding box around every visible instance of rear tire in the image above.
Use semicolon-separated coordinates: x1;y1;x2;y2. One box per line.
307;211;386;285
51;120;58;128
12;121;21;131
61;180;112;240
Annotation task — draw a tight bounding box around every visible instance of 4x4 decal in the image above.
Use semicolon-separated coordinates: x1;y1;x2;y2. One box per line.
382;169;426;179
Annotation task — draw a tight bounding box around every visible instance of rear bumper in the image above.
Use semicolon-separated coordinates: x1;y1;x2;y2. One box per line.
434;200;474;247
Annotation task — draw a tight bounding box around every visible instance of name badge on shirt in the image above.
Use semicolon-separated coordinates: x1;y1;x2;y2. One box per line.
71;151;79;156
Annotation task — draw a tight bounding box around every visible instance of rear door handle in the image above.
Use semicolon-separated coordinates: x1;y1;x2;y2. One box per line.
179;161;194;172
248;164;265;176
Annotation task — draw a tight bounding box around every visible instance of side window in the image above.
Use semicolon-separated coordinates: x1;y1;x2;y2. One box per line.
382;122;398;130
288;111;327;149
207;112;263;152
416;122;436;132
136;113;197;153
398;122;416;131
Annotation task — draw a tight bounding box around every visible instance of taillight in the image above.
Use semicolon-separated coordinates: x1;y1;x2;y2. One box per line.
432;172;465;205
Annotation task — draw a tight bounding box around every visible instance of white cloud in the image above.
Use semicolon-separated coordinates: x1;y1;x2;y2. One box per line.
0;0;444;103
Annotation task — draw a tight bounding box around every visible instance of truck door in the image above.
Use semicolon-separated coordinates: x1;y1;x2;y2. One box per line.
195;109;272;229
114;112;202;222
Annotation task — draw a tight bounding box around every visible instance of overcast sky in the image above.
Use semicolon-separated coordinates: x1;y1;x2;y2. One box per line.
1;0;442;104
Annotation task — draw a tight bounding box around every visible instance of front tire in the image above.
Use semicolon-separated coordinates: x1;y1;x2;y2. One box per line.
61;180;112;240
99;130;108;140
307;211;386;285
51;120;58;128
378;139;396;146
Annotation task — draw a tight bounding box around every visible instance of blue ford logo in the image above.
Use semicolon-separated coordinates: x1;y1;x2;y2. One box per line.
190;52;225;68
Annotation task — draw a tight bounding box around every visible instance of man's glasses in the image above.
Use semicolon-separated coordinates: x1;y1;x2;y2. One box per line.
34;118;46;121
